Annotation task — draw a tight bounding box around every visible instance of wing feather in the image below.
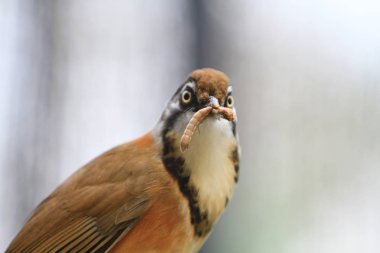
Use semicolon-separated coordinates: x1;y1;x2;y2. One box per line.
6;141;162;252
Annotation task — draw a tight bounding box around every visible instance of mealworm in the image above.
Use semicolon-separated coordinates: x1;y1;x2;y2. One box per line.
180;106;213;152
180;106;235;152
216;106;235;121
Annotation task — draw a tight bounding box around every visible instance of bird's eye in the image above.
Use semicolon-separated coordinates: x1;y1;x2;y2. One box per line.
181;90;192;104
226;95;234;108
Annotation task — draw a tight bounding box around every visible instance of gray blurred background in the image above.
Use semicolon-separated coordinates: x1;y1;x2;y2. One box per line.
1;0;380;252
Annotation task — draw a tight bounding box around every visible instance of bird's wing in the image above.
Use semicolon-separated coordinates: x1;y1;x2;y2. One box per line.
6;138;164;253
8;196;150;253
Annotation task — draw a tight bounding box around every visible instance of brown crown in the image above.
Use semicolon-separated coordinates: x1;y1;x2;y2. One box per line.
188;68;230;104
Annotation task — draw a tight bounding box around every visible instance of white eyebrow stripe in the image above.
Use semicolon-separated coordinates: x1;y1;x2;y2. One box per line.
227;86;233;93
183;81;196;91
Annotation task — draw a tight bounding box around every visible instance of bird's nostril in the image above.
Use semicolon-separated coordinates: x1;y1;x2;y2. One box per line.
199;99;209;107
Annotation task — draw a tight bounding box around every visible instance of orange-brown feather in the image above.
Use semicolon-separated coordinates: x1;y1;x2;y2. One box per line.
6;133;190;253
189;68;229;104
110;173;193;253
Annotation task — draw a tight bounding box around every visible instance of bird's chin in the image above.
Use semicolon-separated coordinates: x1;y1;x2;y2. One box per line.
208;111;228;122
208;109;222;120
211;108;219;115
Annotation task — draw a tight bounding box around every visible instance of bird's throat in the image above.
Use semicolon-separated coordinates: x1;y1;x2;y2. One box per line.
161;117;239;237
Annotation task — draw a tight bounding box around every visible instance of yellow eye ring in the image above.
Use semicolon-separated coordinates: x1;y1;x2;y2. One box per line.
181;90;192;104
226;95;234;108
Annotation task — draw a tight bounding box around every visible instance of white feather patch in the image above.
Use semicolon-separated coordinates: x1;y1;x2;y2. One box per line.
182;116;237;222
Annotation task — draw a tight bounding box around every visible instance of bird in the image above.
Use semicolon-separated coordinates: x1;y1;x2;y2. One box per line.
6;68;240;253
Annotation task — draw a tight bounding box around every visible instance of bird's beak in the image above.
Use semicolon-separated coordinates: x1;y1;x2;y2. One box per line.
208;96;221;114
180;96;235;152
208;96;220;108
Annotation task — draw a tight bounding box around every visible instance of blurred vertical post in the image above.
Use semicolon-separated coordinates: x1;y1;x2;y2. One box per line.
0;0;60;249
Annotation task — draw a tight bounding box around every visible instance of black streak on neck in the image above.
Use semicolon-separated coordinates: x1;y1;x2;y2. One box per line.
232;147;240;183
161;111;211;237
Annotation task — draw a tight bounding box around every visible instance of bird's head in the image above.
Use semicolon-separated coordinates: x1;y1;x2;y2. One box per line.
154;68;238;154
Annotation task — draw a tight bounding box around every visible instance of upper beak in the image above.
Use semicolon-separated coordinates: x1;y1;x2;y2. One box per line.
208;96;220;110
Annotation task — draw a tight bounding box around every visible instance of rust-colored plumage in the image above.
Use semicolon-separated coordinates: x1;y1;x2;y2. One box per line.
6;68;240;253
189;68;229;104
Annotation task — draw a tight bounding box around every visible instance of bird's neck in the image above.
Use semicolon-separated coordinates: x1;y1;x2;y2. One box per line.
156;116;239;237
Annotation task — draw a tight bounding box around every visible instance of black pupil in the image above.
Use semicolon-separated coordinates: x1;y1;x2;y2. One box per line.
228;97;232;105
184;92;190;101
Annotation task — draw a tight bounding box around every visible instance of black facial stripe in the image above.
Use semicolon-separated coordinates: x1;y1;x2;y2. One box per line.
171;82;187;99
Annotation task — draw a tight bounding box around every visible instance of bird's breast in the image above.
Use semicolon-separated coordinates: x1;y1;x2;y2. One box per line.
183;117;238;228
157;114;240;249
